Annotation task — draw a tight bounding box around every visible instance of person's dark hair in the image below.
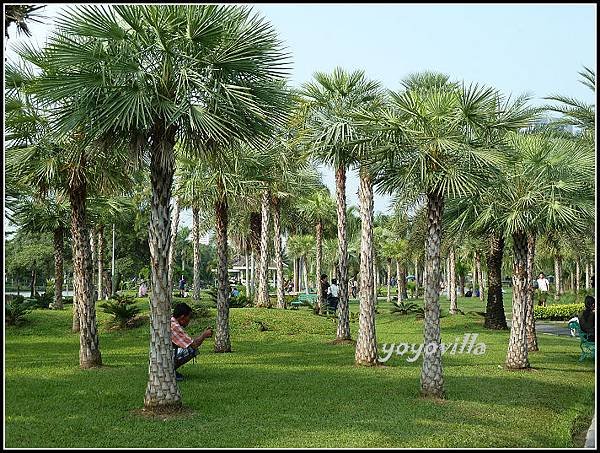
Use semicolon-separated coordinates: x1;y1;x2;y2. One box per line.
173;303;193;318
320;274;327;280
584;295;595;310
332;279;337;285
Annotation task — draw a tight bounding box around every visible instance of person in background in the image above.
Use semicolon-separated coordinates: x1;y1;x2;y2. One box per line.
178;275;187;297
319;274;330;314
536;272;550;307
327;278;340;313
578;295;595;342
171;303;213;381
138;280;148;298
351;278;358;298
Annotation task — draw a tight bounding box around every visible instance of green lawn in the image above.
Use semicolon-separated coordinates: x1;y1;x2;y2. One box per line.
4;291;595;448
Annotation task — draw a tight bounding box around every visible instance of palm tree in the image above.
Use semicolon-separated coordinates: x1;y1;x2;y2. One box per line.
367;72;533;397
299;67;382;341
497;131;594;369
297;188;337;314
22;4;290;411
4;4;45;40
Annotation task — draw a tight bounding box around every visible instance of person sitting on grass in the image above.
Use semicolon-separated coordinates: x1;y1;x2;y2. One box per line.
578;295;595;342
171;303;213;381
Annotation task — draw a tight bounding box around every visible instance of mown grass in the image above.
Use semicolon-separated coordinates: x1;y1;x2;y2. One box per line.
4;290;595;448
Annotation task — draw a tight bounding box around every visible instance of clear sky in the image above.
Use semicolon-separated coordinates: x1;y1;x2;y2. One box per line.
4;3;597;227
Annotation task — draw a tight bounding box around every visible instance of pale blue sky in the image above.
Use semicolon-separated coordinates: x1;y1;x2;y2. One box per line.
4;3;596;222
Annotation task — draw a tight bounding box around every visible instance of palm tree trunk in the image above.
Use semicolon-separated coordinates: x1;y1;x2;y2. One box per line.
256;190;271;307
272;197;285;309
386;258;392;303
144;125;181;410
485;231;508;329
476;251;484;302
53;227;64;310
355;170;377;366
245;252;250;296
97;225;104;301
414;258;419;298
505;231;530;369
192;206;201;302
449;247;457;314
396;260;402;303
69;166;102;369
168;198;180;296
335;165;351;341
400;265;407;300
214;189;231;353
293;257;299;293
250;252;256;296
575;258;580;295
420;190;445;398
90;233;95;297
303;256;309;294
586;261;591;289
554;255;562;300
525;232;538;352
316;220;324;314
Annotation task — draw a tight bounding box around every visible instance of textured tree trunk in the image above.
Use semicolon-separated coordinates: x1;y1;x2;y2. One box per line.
476;251;484;302
250;253;256;295
449;247;458;314
505;231;530;369
316;220;324;314
249;211;261;299
386;258;392;303
272;198;285;309
192;206;201;302
373;258;378;305
445;256;450;299
554;255;562;300
303;256;309;294
167;198;180;296
586;261;591;289
420;191;445;398
144;125;181;410
293;257;298;293
97;225;104;301
214;188;231;352
244;252;250;296
525;232;538;352
399;265;407;300
575;258;580;295
53;227;64;310
69;165;102;369
414;258;419;298
396;260;402;304
90;233;95;297
256;190;271;307
355;170;377;365
335;165;351;340
485;232;508;330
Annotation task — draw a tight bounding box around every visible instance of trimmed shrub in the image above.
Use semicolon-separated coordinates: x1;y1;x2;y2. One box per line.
534;303;584;321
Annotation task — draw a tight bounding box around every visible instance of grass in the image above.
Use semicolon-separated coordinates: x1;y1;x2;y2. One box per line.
4;290;595;448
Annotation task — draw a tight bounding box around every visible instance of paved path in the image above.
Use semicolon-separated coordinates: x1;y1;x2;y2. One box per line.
585;413;596;448
505;320;575;337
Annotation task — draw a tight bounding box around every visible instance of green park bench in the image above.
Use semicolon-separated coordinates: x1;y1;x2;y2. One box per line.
290;293;318;310
568;320;595;362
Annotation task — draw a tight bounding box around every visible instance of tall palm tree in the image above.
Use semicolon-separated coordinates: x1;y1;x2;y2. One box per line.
297;188;337;314
22;4;290;411
496;131;594;369
367;72;533;397
4;4;45;40
299;67;382;341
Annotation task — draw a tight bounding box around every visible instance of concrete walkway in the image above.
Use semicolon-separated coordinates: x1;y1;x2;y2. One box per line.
585;413;596;448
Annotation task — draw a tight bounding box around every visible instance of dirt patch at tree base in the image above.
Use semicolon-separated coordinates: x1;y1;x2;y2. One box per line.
131;405;196;421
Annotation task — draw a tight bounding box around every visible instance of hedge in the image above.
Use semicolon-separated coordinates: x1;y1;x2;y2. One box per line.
533;303;585;321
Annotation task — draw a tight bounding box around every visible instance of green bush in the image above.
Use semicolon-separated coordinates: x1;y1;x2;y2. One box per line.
32;292;53;309
99;293;142;328
229;294;252;308
390;300;419;315
534;303;584;321
189;302;212;319
5;295;36;326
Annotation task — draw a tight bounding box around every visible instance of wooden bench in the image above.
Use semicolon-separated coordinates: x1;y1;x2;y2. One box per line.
568;320;595;362
290;293;318;310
